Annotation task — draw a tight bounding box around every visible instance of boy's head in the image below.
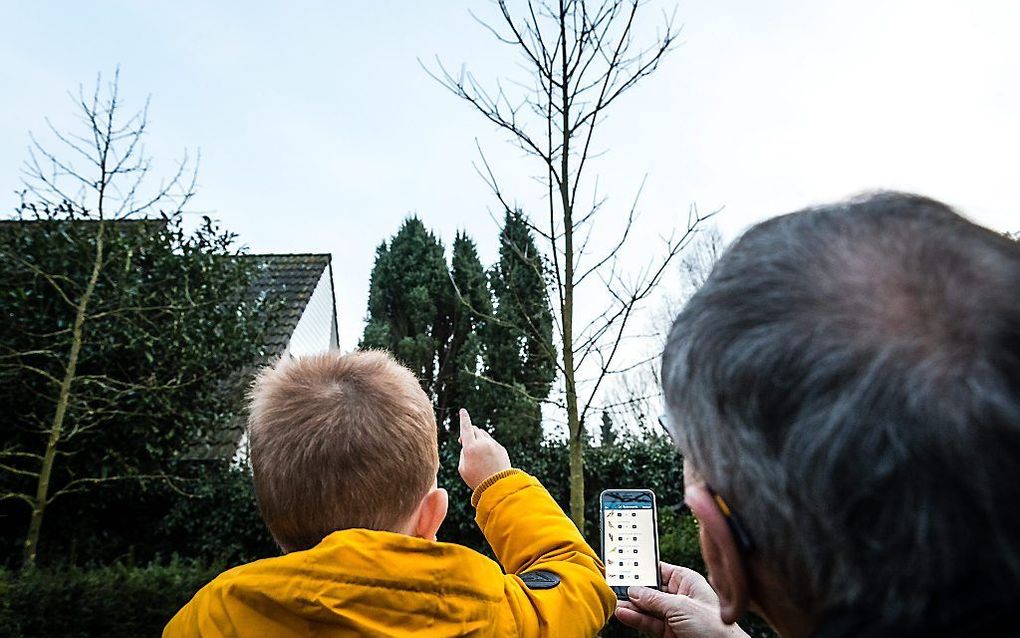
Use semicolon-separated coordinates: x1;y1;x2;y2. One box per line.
247;350;445;553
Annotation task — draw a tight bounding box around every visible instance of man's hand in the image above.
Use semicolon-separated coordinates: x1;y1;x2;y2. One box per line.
616;562;749;638
457;408;512;490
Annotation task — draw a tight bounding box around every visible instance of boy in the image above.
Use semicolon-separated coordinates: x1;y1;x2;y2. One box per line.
164;350;615;637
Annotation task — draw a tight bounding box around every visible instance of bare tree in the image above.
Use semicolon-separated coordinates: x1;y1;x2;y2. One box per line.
429;0;709;528
1;71;197;566
603;226;724;435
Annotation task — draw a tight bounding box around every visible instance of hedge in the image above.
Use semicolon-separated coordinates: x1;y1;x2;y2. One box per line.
0;561;220;638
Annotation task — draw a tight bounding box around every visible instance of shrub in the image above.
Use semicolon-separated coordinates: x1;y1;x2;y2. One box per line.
0;560;220;638
155;462;278;565
0;462;277;570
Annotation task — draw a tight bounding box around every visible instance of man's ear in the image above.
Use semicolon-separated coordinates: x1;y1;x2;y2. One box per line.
413;487;448;541
686;484;750;624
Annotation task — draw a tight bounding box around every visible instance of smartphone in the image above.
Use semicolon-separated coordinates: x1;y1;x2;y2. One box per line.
599;489;662;599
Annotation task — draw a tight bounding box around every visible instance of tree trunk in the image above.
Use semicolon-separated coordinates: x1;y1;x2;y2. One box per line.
558;1;586;530
566;371;585;530
22;222;105;567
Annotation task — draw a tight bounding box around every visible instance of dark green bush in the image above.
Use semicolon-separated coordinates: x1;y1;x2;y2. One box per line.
155;462;278;565
4;431;691;570
0;559;774;638
436;434;688;556
0;560;220;638
659;507;706;574
1;462;277;570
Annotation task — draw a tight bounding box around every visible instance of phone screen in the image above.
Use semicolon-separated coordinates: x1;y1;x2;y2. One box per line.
600;489;659;597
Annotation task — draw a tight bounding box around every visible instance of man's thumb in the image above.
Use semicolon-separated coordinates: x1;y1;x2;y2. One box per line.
628;586;686;617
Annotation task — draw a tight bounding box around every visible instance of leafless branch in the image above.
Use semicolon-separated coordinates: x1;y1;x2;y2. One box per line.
429;0;693;525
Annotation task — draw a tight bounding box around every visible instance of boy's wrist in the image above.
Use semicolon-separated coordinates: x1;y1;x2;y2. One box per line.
470;468;524;507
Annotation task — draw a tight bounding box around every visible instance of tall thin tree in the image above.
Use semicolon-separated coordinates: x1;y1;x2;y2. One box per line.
361;217;453;381
481;209;556;449
440;232;492;433
430;0;707;527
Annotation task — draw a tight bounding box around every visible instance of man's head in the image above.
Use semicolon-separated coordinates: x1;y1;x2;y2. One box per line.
247;350;446;553
661;193;1020;632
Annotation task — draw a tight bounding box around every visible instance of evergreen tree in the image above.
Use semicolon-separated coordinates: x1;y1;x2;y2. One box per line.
361;217;454;405
361;214;556;448
600;410;617;448
437;232;491;434
482;210;556;449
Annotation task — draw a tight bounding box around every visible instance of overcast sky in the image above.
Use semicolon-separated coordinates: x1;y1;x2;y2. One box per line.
3;1;1018;351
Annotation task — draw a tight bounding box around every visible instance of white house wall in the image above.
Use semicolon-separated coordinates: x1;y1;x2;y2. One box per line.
286;265;338;357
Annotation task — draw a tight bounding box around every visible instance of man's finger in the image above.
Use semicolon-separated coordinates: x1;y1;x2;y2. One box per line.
615;605;665;635
669;563;719;602
660;561;681;582
459;408;476;444
628;585;688;618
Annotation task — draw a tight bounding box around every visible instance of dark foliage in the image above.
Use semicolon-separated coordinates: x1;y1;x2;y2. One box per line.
0;560;222;638
481;210;556;449
441;233;492;434
361;217;455;431
0;207;273;568
360;215;555;447
2;461;274;569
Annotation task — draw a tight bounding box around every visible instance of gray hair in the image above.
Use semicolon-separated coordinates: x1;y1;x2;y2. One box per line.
662;192;1020;625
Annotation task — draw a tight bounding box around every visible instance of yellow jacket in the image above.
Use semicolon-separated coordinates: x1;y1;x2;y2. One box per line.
164;470;615;637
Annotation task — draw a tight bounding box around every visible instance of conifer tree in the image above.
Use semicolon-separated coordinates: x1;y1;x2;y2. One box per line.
482;210;556;449
438;232;491;435
361;217;454;406
600;410;617;448
361;215;556;448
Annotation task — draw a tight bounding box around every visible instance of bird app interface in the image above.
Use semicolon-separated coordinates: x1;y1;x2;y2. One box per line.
601;490;659;596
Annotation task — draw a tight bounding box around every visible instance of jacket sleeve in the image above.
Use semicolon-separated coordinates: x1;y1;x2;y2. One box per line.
474;470;616;638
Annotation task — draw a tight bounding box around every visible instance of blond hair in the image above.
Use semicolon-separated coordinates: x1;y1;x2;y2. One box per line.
247;350;438;552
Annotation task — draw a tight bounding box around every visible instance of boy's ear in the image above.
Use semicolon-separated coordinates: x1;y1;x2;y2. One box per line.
413;487;448;541
686;484;750;625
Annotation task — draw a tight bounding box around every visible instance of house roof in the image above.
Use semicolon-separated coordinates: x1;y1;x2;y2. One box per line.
195;253;336;462
1;218;339;460
239;253;333;357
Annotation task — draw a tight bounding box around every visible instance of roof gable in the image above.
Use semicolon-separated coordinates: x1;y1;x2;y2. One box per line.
238;253;333;356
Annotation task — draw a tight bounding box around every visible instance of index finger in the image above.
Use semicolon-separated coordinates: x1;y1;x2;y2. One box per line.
459;409;476;444
615;604;665;636
662;562;717;601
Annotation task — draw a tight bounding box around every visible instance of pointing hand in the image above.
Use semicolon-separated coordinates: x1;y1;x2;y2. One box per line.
457;409;512;490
